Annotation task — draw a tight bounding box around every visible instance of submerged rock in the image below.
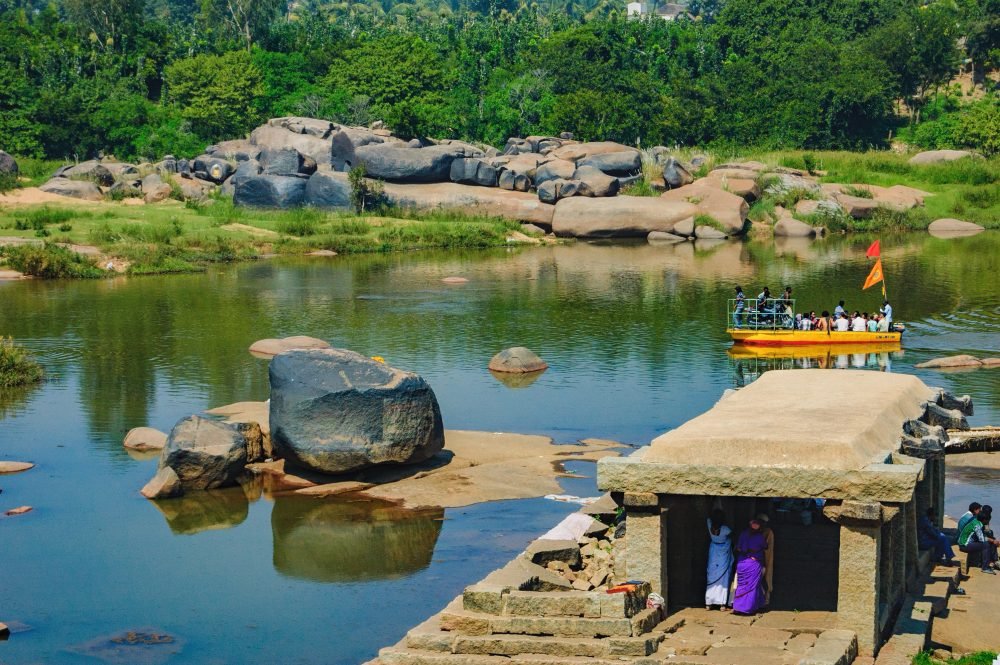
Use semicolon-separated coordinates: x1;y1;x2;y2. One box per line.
915;355;983;369
488;347;548;373
928;219;985;238
0;461;34;474
269;348;445;474
140;467;181;500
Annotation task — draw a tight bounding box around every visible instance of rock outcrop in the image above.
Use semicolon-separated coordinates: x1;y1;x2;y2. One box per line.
0;150;18;177
269;348;445;474
39;178;103;201
356;143;479;183
927;219;985;238
234;175;307;208
488;347;548;373
908;150;979;165
380;182;555;226
155;415;265;492
551;196;697;238
124;427;168;451
248;335;331;358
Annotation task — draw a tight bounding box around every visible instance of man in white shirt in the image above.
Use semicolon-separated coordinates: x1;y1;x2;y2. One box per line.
852;314;866;332
835;314;850;332
877;316;890;332
881;300;893;324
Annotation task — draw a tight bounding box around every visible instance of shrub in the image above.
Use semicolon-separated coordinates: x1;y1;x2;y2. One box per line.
58;223;73;232
842;185;874;199
348;166;385;213
276;208;325;236
0;172;17;193
0;243;105;278
0;338;43;387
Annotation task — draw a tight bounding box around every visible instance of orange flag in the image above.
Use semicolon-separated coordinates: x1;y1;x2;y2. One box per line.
863;259;884;290
866;240;880;257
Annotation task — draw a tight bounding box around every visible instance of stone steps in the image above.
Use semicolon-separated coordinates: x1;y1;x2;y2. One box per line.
440;609;661;639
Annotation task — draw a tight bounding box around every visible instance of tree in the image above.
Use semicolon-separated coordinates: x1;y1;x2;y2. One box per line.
62;0;144;51
198;0;285;51
164;50;263;140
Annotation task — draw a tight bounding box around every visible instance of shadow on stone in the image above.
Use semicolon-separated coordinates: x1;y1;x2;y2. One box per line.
150;486;249;535
271;495;443;582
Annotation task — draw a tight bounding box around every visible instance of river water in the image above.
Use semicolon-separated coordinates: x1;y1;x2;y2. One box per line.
1;233;998;664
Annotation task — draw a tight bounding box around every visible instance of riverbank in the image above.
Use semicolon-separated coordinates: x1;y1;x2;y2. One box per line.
0;149;995;278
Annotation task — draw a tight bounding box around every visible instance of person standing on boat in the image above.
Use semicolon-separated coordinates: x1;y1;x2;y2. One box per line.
816;311;831;331
705;510;734;609
834;300;846;319
880;300;893;325
733;286;746;328
756;287;771;325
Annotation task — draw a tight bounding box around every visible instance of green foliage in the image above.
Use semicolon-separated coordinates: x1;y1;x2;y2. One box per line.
912;650;997;665
898;94;1000;157
275;208;324;236
348;166;385;213
0;337;43;387
620;179;661;197
0;243;106;279
164;50;264;141
843;185;874;198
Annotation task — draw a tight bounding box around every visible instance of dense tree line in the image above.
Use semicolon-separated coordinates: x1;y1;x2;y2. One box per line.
0;0;996;161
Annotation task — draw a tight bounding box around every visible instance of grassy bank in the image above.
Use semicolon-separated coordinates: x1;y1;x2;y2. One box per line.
0;338;43;387
913;651;997;665
0;199;524;277
745;150;998;231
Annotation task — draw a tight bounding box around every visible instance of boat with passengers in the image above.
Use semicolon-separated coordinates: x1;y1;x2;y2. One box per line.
726;298;902;346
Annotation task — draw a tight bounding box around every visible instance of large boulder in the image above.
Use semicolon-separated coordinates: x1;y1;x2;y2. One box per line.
260;148;315;177
192;154;235;184
573;165;619;197
380;182;555;226
356;144;476;183
221;159;263;196
551;196;698;238
305;171;353;209
551;142;638;163
57;161;114;186
534;159;576;185
498;169;531;192
774;216;820;238
158;415;264;491
661;181;749;235
908;150;978;166
234;175;307;208
928;218;985;238
39;177;103;201
834;193;879;219
577;151;642;176
278;116;335;138
0;150;18;176
101;162;139;179
450;158;498;187
269;348;445;474
251;122;333;166
206;139;261;162
488;347;548;373
662;157;693;189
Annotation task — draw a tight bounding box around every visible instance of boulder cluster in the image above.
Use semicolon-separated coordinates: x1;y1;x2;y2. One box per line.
27;117;972;241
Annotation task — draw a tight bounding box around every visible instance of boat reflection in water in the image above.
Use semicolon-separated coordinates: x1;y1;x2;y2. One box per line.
271;495;444;583
728;342;904;388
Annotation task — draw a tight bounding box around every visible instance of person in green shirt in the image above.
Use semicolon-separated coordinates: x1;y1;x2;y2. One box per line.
958;510;999;573
956;502;982;543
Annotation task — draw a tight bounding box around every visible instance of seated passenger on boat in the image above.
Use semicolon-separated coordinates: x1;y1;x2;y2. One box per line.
867;315;879;333
877;315;890;332
851;312;866;332
834;313;851;332
815;311;830;331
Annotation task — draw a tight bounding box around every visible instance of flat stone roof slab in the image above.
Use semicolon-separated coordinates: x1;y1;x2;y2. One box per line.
644;370;933;471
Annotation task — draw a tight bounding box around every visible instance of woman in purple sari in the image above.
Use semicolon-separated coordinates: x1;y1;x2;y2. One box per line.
732;518;768;615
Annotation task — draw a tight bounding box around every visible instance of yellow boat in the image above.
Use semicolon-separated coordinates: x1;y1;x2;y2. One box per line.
728;328;902;346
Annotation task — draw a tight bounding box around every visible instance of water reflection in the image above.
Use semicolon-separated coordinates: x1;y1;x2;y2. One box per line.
0;384;39;420
151;487;250;535
489;368;546;389
271;496;443;582
729;343;903;387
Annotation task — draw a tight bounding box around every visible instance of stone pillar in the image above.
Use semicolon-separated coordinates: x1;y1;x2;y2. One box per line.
837;502;883;656
903;498;920;592
884;505;906;616
933;455;946;529
623;492;668;600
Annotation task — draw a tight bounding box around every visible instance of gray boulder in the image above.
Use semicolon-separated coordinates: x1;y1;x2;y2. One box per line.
774;217;818;238
222;159;263;196
234;175;307;208
534;159;576;185
356;144;473;183
39;177;103;201
158;415;264;491
503;138;534;155
206;139;261;162
251;122;333;167
58;161;114;186
662;157;693;189
578;151;642;176
488;347;548;373
192;155;235;184
450;158;498;187
537;179;561;204
499;169;531;192
573;165;620;197
647;231;686;244
269;348;445;474
103;162;139;179
921;402;969;431
0;150;18;176
330;128;388;171
305;171;353;209
261;148;315;177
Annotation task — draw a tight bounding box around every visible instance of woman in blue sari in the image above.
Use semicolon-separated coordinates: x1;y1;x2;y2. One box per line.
732;518;768;615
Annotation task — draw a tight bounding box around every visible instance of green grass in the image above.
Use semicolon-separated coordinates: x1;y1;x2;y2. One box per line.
0;243;105;279
912;650;997;665
0;337;43;387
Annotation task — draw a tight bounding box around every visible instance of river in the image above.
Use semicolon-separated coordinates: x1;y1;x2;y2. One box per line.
1;233;998;663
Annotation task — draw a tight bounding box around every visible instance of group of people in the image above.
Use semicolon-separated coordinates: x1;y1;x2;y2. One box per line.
732;286;894;333
705;511;774;615
918;502;1000;574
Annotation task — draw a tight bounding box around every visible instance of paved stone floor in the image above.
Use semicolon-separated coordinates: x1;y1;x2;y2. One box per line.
931;567;1000;654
